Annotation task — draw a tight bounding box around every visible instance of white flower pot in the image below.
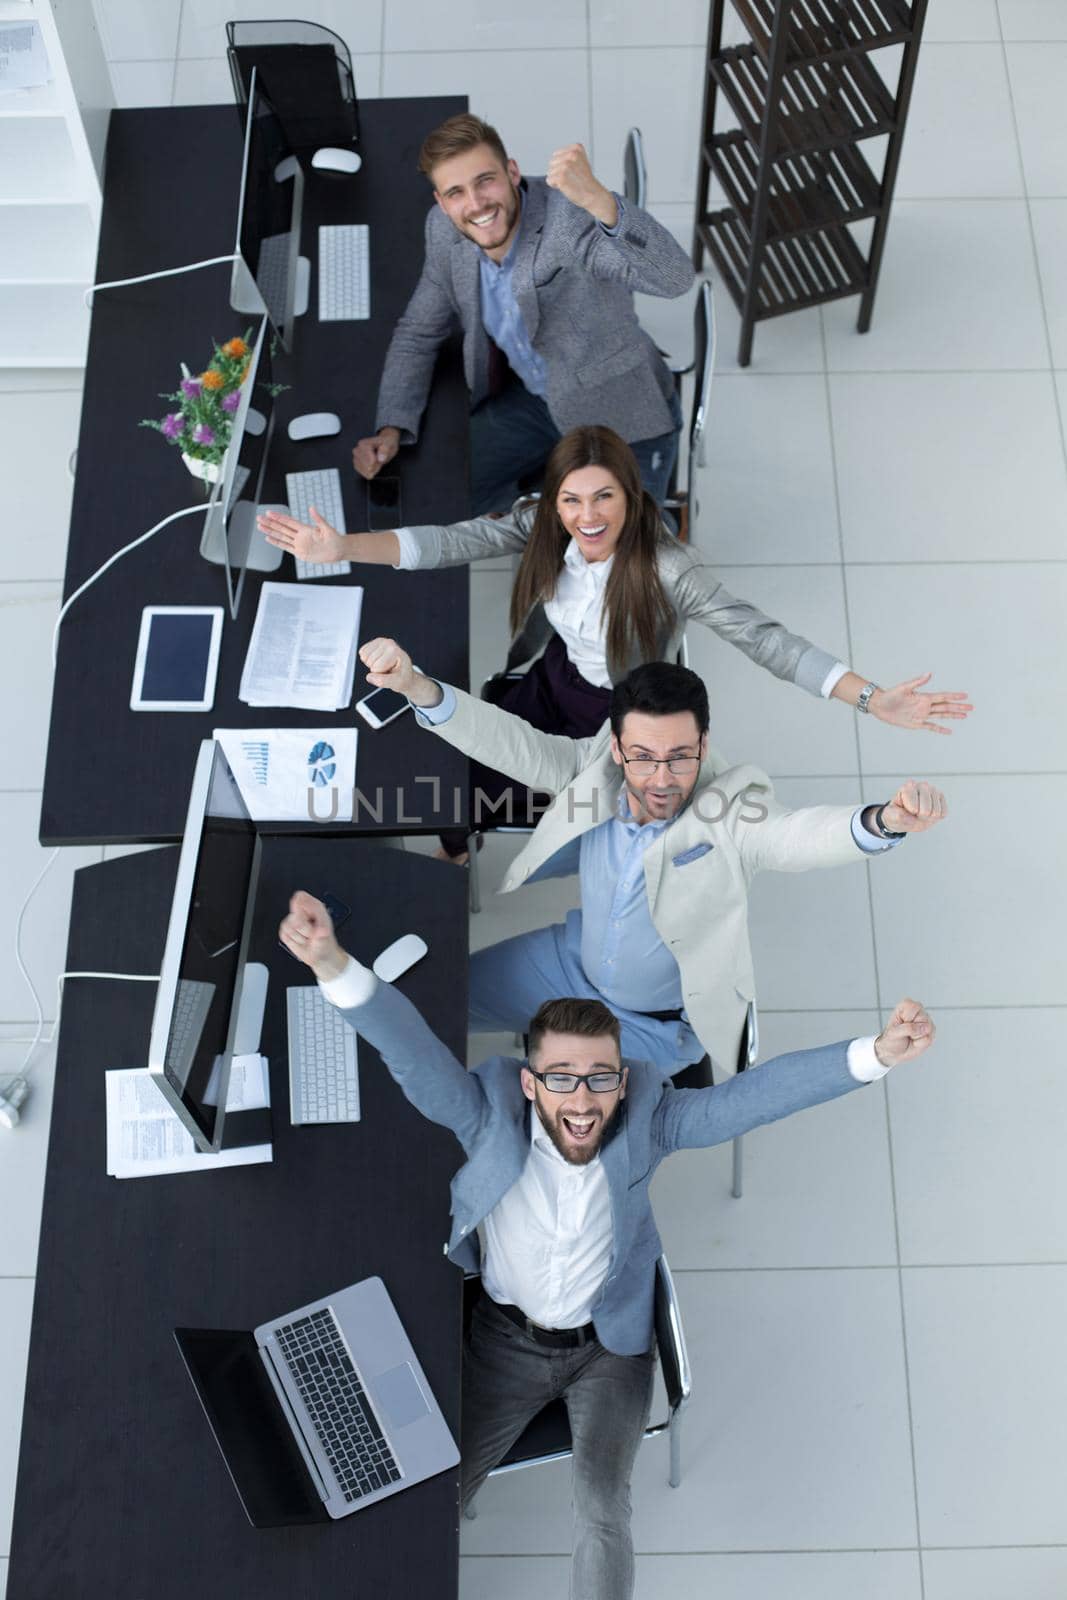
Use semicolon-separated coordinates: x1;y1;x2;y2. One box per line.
181;451;221;485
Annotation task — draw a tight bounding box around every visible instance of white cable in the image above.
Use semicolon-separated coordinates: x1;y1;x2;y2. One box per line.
12;848;60;1080
9;969;160;1086
84;253;240;308
52;502;208;667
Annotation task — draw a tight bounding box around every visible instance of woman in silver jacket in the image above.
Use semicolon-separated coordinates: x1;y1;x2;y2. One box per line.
259;426;971;856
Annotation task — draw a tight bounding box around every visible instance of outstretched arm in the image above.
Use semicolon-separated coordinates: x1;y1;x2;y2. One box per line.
547;144;694;298
830;670;974;735
278;891;487;1150
657;998;934;1153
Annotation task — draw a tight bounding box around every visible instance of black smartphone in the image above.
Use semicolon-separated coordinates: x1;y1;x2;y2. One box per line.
367;474;401;530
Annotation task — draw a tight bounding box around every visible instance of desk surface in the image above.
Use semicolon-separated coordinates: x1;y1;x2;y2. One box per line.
42;98;471;846
8;841;468;1599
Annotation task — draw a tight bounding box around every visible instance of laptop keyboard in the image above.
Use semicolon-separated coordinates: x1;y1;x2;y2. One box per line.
284;467;352;581
286;986;360;1124
275;1307;401;1502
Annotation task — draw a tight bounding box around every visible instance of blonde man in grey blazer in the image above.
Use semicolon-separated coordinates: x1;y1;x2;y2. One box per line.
351;112;694;512
359;638;948;1078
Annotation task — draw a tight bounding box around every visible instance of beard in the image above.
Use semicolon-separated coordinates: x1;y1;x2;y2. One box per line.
534;1097;611;1167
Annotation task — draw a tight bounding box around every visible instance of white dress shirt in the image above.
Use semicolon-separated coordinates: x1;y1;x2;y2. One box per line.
542;542;615;689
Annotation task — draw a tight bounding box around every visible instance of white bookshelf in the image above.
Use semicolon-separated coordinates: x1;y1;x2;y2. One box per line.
0;0;112;366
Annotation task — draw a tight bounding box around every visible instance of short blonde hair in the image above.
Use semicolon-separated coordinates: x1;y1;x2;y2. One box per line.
418;113;509;182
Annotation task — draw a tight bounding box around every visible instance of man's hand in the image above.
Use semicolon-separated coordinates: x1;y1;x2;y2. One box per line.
257;506;347;564
353;426;400;480
872;674;974;736
359;637;443;708
880;780;948;834
278;891;348;983
874;998;935;1068
545;143;618;227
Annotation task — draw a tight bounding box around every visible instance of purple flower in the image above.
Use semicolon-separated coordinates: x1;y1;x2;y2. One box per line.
181;377;201;398
221;390;241;413
192;424;215;446
160;413;182;439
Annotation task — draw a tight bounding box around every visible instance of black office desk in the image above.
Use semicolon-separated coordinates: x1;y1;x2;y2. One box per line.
7;841;467;1599
42;98;471;846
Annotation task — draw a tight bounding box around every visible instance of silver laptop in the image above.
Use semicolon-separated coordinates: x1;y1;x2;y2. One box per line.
176;1274;458;1526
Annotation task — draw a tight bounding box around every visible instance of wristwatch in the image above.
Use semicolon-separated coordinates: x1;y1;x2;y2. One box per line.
872;803;906;840
855;681;880;715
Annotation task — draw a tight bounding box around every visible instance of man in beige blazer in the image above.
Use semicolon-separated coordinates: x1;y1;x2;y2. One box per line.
360;638;947;1078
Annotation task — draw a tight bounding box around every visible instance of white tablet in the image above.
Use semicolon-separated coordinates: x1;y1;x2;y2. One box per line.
130;606;224;712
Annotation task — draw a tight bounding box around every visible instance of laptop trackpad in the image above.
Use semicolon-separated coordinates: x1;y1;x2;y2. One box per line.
371;1363;430;1429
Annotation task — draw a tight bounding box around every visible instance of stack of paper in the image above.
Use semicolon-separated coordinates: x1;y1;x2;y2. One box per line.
239;582;363;711
105;1055;271;1179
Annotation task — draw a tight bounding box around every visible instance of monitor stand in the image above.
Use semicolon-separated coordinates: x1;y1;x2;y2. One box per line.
230;256;309;318
220;962;272;1151
201;502;284;573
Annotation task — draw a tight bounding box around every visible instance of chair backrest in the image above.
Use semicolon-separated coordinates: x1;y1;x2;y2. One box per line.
623;127;648;210
226;20;359;153
653;1256;692;1412
737;998;758;1074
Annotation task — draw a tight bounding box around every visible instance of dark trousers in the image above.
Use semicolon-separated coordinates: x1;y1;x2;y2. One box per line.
462;1297;655;1600
469;377;683;515
441;635;610;856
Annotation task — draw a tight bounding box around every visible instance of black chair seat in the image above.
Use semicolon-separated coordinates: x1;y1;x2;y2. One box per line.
501;1398;572;1466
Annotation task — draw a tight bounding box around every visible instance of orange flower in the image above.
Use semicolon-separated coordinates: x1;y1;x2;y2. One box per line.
223;337;249;359
200;369;225;391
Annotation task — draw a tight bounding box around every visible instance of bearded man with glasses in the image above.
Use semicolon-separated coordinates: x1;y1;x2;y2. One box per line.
358;638;948;1081
279;886;936;1600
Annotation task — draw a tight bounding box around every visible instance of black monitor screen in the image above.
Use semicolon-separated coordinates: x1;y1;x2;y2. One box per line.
236;77;302;348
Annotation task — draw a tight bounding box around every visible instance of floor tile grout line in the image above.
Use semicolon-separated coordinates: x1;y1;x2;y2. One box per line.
169;0;183;107
670;1262;1067;1273
996;0;1067;479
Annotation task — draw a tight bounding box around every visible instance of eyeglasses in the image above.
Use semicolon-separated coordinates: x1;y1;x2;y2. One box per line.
620;751;701;778
526;1066;624;1094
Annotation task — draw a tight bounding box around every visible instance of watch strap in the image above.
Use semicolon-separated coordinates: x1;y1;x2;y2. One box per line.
874;803;906;840
856;681;879;715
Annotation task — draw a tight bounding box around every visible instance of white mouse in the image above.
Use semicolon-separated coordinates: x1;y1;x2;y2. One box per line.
372;934;428;983
287;411;342;442
311;146;362;175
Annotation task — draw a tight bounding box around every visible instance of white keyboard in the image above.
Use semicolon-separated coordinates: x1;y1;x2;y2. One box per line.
287;986;360;1125
284;466;352;580
318;225;370;321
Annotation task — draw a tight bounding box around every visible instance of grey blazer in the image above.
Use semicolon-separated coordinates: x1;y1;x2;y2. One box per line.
339;980;865;1355
375;177;694;446
400;504;840;694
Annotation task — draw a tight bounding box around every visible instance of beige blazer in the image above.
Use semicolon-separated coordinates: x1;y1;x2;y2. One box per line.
418;689;873;1076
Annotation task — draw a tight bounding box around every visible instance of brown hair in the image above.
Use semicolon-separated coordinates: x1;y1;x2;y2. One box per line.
418;113;509;182
508;426;675;678
527;997;622;1061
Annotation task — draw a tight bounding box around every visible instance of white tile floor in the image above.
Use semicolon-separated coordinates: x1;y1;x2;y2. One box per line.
1;2;1064;1595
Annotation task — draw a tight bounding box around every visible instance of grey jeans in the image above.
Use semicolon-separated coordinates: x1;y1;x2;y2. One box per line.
462;1296;655;1600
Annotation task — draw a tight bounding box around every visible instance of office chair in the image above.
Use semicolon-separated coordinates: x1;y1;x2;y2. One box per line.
623;127;648;210
226;20;360;156
664;279;716;543
462;1252;690;1519
664;996;757;1199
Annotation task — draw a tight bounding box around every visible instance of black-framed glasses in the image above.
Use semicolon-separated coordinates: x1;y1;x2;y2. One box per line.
620;750;701;778
526;1066;624;1094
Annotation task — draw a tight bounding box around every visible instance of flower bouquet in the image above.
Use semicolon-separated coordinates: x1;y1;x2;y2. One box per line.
141;332;254;485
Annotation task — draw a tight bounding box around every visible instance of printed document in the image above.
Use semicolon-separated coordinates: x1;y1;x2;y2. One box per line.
105;1055;271;1178
239;582;362;711
213;726;357;822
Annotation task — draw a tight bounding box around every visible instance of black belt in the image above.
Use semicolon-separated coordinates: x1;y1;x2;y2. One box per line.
639;1007;685;1023
492;1301;596;1349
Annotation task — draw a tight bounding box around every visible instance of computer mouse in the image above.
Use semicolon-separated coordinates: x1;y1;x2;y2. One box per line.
287;412;342;442
311;147;362;175
372;934;428;983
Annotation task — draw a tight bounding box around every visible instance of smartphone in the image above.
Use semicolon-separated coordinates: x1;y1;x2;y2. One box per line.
355;684;411;729
367;474;401;530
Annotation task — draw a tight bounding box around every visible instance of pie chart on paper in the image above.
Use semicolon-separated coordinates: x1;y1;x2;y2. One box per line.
308;741;337;788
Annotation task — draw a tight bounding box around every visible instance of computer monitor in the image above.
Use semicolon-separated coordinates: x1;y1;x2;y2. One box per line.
148;740;264;1153
230;67;305;351
200;315;281;616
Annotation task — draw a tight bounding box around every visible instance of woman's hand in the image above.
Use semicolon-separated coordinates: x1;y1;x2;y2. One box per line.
257;506;347;565
871;674;973;735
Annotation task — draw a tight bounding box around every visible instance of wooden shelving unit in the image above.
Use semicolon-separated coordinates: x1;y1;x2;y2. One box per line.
693;0;929;365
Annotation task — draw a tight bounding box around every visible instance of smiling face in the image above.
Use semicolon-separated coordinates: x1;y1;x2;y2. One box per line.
521;1031;628;1166
432;142;522;261
610;708;707;824
555;465;628;564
